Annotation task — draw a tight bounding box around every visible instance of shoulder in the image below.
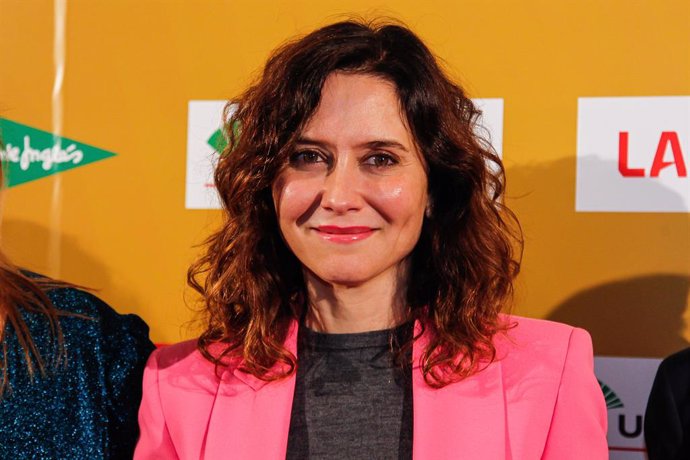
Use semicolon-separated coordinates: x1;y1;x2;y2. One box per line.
649;346;690;397
145;339;226;395
150;339;204;372
47;286;125;320
657;347;690;376
495;315;593;383
20;286;156;373
20;272;142;331
501;314;579;341
491;316;607;457
46;287;153;350
49;286;149;336
137;340;231;458
498;314;589;351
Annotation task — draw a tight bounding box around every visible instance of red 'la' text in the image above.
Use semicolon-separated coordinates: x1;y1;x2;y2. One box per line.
618;131;687;178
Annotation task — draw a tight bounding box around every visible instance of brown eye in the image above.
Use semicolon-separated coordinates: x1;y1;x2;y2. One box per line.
363;153;398;168
290;149;326;166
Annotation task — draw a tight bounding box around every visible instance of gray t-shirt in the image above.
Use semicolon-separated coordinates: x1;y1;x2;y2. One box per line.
286;323;413;459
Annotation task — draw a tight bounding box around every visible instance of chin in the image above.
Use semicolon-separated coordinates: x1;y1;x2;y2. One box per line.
309;265;374;287
320;272;370;287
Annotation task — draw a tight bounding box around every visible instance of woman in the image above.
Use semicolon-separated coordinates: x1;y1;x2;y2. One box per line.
136;19;607;459
0;168;155;458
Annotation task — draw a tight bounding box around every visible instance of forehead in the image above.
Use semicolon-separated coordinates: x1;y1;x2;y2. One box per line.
300;72;415;146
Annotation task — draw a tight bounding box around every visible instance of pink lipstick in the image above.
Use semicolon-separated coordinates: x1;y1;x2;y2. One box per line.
314;226;375;243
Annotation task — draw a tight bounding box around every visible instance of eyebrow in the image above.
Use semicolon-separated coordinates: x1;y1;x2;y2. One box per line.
296;137;409;152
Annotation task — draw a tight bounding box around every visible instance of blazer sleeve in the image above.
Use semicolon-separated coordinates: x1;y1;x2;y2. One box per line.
134;348;179;459
541;327;609;459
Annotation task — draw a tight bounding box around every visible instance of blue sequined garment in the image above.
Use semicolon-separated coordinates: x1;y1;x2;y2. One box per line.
0;287;155;459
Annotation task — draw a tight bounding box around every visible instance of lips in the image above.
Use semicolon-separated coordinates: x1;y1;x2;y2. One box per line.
314;225;376;243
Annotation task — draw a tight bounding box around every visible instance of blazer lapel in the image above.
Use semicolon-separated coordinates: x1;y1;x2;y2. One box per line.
201;320;507;459
412;324;507;460
202;322;299;460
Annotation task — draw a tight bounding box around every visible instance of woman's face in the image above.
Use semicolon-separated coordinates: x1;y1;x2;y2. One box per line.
272;72;428;287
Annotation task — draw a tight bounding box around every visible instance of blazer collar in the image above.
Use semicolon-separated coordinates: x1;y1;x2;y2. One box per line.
203;319;506;459
203;321;299;459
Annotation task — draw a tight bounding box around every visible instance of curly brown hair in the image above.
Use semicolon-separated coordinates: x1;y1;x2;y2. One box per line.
188;18;522;387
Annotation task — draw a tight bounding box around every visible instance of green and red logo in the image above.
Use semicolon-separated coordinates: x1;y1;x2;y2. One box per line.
0;118;116;187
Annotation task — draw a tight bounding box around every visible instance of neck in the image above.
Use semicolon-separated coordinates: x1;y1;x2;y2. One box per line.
304;267;409;334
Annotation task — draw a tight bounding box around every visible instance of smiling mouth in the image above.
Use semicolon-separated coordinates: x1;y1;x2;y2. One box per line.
314;226;376;243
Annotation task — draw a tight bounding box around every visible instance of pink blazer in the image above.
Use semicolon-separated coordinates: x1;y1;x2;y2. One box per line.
135;316;608;459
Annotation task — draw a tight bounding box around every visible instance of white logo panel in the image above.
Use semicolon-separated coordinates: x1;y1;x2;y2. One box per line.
474;98;504;158
594;356;661;460
186;99;504;210
186;100;227;209
577;96;690;213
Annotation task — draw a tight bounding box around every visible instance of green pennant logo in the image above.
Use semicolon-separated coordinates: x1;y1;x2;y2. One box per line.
598;379;624;410
0;118;116;187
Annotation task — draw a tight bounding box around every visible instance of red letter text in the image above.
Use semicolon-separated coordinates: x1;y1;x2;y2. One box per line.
618;132;645;177
650;131;687;177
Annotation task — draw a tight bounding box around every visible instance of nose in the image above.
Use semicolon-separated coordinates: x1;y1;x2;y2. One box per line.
321;164;362;214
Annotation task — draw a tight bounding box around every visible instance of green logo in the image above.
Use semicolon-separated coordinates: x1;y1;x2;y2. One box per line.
206;119;240;154
207;128;227;153
0;118;116;187
598;379;624;409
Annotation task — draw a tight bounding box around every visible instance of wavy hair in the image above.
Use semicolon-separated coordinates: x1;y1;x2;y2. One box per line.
189;19;522;387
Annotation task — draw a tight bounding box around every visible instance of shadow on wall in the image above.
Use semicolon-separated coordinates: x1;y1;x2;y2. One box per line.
506;155;690;358
0;218;140;314
575;155;689;212
546;274;690;357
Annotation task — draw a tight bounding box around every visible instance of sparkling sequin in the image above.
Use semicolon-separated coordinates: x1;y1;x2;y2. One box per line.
0;288;155;459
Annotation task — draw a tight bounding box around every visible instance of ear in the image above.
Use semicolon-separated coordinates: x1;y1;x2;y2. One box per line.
425;196;433;218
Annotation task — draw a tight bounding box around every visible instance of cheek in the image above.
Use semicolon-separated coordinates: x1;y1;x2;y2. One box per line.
369;178;427;224
274;176;320;222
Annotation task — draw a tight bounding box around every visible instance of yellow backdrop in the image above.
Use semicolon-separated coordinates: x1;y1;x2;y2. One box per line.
1;0;688;353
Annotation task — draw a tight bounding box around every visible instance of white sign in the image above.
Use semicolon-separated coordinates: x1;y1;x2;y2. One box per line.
186;98;504;210
474;98;504;158
577;96;690;213
594;356;661;460
186;101;230;209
